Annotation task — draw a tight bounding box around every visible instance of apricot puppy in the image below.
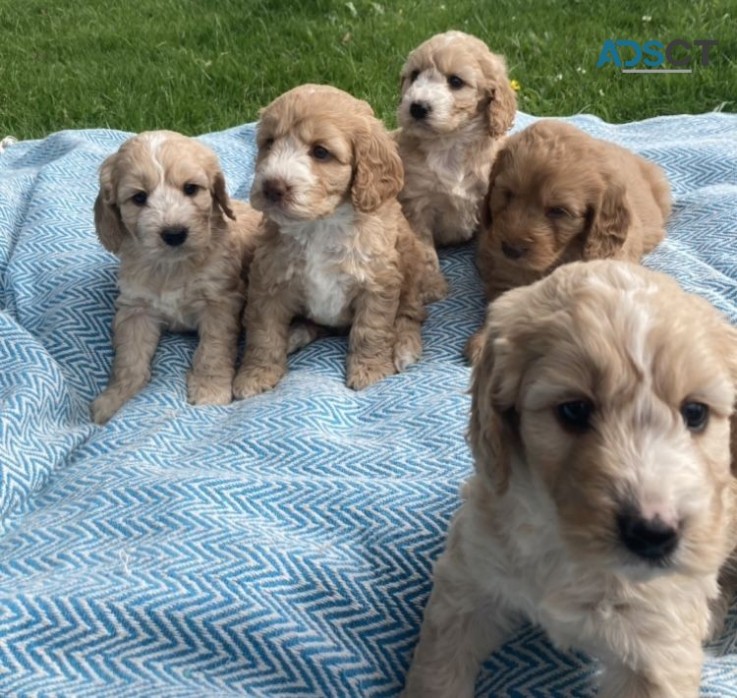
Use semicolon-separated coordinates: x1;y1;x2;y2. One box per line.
91;131;263;423
405;261;737;698
233;85;427;398
467;119;671;362
477;119;671;298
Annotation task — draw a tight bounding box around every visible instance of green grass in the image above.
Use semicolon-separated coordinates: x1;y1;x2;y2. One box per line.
0;0;734;139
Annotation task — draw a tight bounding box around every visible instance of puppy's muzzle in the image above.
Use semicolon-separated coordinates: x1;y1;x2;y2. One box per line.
617;509;679;562
501;241;526;260
410;101;432;121
160;226;189;247
262;178;289;204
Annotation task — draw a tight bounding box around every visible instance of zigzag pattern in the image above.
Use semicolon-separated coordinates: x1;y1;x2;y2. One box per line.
0;113;736;696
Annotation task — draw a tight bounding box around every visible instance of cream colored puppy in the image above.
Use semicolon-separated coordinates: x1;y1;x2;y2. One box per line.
91;131;263;424
404;261;737;698
233;84;427;397
395;32;516;299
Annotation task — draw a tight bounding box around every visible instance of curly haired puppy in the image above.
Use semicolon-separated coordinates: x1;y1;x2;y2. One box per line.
404;261;737;698
233;84;427;398
91;131;263;424
477;119;671;298
466;119;672;362
395;31;516;299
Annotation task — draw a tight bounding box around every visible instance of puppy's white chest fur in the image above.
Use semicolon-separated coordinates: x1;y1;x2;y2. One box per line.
287;205;365;327
150;288;186;319
400;128;494;244
422;123;490;196
118;275;203;331
459;477;606;644
303;244;352;326
426;146;469;196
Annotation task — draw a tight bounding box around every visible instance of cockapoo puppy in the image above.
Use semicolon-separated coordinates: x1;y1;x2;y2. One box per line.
404;260;737;698
91;130;262;424
395;31;516;299
477;119;671;297
467;119;671;362
233;84;427;398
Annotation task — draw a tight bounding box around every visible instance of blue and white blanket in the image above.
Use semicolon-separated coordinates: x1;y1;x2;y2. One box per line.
1;112;736;696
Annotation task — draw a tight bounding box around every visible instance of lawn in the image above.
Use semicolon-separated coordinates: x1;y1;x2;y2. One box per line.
0;0;734;139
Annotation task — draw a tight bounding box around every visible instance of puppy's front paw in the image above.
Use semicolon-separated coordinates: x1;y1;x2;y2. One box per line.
346;357;395;390
394;332;422;372
464;329;486;366
187;372;233;406
421;270;449;304
91;389;127;424
232;365;284;399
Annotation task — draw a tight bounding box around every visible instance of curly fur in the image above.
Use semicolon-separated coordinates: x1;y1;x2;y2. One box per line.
467;119;671;363
394;31;516;302
91;130;264;423
233;84;428;398
404;261;737;698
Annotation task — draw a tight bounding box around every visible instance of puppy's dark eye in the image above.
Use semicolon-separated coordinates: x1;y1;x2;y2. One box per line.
410;69;420;83
681;401;709;432
131;191;148;206
556;399;594;432
183;183;200;197
262;137;275;150
311;145;331;161
545;207;568;219
448;75;465;90
501;188;514;203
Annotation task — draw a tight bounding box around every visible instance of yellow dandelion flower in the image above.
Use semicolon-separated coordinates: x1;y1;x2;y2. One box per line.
510;79;521;92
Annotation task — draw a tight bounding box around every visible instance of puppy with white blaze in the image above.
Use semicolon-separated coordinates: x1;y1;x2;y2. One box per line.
395;31;516;300
403;261;737;698
233;84;428;397
91;131;263;424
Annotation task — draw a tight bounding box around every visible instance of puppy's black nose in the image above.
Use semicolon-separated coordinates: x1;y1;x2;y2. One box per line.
410;102;431;120
262;179;287;203
501;242;525;260
617;512;679;561
160;227;188;247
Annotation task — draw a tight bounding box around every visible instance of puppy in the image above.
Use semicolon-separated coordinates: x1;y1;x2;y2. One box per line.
467;119;672;362
477;119;671;298
404;260;737;698
91;130;263;424
395;31;516;299
233;85;427;397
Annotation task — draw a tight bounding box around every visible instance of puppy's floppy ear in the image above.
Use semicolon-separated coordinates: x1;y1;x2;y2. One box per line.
583;178;631;259
479;147;509;231
399;66;412;96
731;396;737;479
211;169;236;221
731;413;737;480
351;117;404;212
721;322;737;476
399;73;407;96
468;298;523;493
94;153;127;254
479;183;493;232
487;77;516;138
398;54;415;96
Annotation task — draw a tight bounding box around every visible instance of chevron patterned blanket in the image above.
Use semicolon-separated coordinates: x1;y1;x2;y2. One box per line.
1;112;736;696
